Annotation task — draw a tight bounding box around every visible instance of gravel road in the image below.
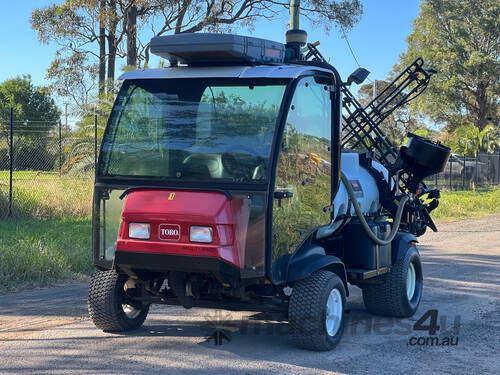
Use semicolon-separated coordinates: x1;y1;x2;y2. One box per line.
0;215;499;374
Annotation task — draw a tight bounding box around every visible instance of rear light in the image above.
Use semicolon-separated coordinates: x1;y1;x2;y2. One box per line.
129;223;150;239
190;226;213;243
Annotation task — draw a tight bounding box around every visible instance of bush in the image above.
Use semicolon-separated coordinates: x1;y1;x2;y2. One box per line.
13;136;57;171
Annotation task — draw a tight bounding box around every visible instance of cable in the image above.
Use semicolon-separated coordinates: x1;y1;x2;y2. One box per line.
340;27;373;84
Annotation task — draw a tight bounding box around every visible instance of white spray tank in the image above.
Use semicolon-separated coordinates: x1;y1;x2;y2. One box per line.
332;152;391;218
317;152;390;239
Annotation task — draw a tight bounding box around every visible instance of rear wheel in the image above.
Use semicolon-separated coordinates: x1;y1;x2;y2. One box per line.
88;269;149;332
289;270;346;351
362;246;422;317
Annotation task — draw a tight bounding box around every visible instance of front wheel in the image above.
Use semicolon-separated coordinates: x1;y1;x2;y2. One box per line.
289;270;346;351
362;246;423;317
88;269;149;332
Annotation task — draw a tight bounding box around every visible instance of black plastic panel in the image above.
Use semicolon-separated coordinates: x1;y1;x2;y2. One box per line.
343;221;391;269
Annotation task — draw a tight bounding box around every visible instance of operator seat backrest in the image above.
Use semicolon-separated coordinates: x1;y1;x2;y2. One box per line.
182;153;223;179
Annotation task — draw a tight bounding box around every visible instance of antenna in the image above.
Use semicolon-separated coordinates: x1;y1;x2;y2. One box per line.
285;0;307;61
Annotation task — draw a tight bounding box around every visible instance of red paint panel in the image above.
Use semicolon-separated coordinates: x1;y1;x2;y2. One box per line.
121;190;232;224
116;190;242;268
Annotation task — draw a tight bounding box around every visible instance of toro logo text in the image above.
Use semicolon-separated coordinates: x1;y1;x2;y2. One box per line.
159;224;181;241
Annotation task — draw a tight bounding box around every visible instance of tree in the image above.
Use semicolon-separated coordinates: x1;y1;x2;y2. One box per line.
449;123;499;156
46;52;97;109
396;0;499;132
32;1;363;106
0;75;60;129
31;2;108;95
0;76;61;170
63;92;115;174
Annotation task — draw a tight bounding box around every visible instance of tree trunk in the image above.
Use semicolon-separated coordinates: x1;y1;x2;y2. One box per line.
107;0;118;94
175;1;190;34
475;83;488;130
126;4;138;67
98;0;106;96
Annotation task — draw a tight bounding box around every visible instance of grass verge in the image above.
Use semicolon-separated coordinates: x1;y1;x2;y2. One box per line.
0;218;93;294
0;174;93;219
432;187;500;222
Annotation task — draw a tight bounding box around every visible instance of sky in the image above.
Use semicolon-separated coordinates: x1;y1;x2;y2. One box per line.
0;0;421;115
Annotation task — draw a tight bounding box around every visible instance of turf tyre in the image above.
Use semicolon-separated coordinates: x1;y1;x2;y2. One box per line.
289;270;346;351
362;246;422;317
88;269;149;332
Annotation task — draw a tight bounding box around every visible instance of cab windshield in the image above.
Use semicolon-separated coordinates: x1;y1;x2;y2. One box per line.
99;78;288;183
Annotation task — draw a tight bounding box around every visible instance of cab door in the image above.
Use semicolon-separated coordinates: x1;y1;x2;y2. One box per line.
272;75;333;282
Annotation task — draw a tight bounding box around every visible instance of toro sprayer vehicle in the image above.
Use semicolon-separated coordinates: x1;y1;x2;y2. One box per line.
88;24;450;350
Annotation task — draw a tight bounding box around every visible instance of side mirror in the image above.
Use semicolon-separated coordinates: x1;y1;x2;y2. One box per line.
346;68;370;86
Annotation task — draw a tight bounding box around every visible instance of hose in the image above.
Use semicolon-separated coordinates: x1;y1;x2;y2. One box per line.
341;172;409;246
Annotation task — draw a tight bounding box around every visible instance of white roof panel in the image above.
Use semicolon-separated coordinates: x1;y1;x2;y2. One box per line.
118;65;332;80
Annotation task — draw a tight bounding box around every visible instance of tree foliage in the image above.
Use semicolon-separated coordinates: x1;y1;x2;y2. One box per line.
448;124;499;156
31;1;363;107
46;52;98;109
0;76;61;171
397;0;499;131
0;75;60;129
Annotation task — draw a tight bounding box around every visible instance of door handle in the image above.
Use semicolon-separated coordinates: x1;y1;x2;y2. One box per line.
274;191;293;207
274;191;293;199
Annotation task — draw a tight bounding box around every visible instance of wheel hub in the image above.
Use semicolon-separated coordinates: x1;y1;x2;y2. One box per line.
325;288;343;336
122;278;141;319
122;304;141;319
406;262;416;300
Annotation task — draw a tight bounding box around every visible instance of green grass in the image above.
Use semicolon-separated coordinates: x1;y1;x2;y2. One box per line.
0;173;93;219
0;170;60;179
431;187;500;222
0;218;93;293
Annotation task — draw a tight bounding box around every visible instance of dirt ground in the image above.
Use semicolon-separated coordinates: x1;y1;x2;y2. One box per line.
0;215;499;374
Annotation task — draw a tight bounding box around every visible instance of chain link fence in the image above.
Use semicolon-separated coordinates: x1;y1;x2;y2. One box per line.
0;110;98;219
1;106;499;219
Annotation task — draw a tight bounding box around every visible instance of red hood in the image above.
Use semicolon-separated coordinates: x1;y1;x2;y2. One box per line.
122;189;232;224
116;189;250;269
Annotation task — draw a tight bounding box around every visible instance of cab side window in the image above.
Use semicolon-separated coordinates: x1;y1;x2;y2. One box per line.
272;75;332;279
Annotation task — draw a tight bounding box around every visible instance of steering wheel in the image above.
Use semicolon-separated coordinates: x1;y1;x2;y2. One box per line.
221;145;263;180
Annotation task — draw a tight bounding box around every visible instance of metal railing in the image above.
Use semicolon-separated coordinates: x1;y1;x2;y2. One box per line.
424;153;500;190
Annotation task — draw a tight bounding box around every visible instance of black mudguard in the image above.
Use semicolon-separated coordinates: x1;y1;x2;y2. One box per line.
391;232;418;264
285;245;348;296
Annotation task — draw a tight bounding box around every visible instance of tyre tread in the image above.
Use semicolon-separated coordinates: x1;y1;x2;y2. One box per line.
289;270;345;351
88;269;148;332
362;247;420;317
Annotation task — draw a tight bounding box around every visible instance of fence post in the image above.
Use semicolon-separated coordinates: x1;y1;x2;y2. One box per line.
462;155;465;190
8;107;13;218
475;152;478;186
449;157;452;190
94;114;98;177
58;119;62;176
